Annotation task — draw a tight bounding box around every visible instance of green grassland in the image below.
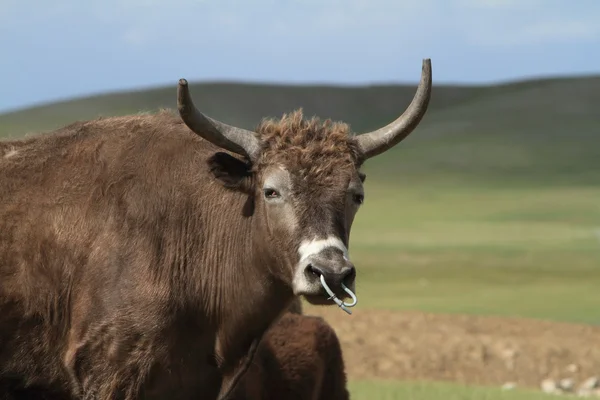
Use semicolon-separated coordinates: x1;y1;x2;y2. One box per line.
349;380;556;400
349;182;600;325
1;74;599;399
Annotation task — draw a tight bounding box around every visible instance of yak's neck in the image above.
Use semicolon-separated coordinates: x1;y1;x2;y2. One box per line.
176;192;293;366
212;228;294;369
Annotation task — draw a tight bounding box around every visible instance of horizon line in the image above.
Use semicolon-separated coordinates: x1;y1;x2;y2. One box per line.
1;71;599;116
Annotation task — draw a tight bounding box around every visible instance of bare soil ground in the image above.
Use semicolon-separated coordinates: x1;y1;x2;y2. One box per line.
305;306;600;388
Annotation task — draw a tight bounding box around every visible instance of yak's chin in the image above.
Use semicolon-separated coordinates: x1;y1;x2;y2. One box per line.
303;294;333;306
302;290;354;306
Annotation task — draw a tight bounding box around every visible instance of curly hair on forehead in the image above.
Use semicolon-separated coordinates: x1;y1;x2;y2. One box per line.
254;109;362;183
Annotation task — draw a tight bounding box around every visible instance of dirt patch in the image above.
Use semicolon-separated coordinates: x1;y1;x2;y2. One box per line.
304;306;600;388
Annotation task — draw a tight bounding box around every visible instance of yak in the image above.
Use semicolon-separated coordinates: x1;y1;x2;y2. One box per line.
227;298;350;400
0;59;432;399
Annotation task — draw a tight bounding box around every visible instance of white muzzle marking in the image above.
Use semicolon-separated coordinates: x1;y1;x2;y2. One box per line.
293;236;350;295
298;236;349;262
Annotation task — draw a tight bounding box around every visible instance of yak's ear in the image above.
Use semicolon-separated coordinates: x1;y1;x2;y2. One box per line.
207;152;254;194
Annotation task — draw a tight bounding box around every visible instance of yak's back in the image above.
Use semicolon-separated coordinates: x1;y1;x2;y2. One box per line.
0;110;212;198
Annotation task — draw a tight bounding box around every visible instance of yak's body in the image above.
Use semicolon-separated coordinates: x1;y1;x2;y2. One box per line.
0;111;295;398
0;59;432;399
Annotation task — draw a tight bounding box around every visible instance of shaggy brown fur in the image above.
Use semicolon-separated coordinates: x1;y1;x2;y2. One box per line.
0;109;359;399
255;110;362;185
229;302;350;400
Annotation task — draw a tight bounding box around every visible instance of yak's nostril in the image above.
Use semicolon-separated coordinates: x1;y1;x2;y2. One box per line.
341;266;356;284
305;262;356;288
307;264;324;277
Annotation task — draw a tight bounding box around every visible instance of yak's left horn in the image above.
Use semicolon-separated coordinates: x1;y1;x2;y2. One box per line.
355;59;432;160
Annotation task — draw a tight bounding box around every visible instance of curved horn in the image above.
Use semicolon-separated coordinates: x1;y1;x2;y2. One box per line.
356;59;432;160
177;79;261;161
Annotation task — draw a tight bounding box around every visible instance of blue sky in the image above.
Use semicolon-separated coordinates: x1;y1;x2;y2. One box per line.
2;0;600;113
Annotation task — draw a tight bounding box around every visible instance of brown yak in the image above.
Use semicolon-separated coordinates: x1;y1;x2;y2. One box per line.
227;298;350;400
0;59;432;399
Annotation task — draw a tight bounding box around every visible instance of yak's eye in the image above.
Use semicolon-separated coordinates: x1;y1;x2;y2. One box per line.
353;194;364;205
263;188;281;199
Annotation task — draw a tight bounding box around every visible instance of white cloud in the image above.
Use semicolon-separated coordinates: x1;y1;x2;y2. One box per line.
464;22;599;47
523;19;599;43
451;1;600;47
457;0;542;10
2;0;599;52
122;27;147;46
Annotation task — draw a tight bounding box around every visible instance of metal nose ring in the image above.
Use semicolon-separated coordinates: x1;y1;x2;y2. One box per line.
319;274;358;315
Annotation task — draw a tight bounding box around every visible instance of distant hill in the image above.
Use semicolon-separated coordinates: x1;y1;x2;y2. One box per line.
1;76;599;186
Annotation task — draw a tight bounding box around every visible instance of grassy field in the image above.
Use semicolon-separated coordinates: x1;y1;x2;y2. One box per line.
348;182;600;325
349;380;557;400
1;75;599;399
323;180;600;399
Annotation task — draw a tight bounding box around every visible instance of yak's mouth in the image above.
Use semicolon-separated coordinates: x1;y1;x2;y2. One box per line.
304;293;335;306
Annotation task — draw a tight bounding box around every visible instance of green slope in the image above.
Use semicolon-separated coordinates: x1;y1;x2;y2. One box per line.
1;76;598;185
0;82;481;135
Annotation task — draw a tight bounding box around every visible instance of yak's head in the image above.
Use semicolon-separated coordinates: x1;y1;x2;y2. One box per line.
177;59;432;306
